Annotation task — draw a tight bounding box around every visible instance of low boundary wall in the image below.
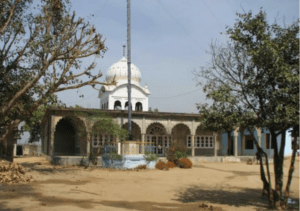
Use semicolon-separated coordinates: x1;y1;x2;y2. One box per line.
44;155;273;166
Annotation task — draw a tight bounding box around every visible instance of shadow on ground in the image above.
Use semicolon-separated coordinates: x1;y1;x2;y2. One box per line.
0;183;224;211
18;162;82;175
172;185;299;211
0;181;298;211
193;164;261;177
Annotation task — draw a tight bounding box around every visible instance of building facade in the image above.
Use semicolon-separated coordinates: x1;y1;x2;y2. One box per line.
41;55;276;164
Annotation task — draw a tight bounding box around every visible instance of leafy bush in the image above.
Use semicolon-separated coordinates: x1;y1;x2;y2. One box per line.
144;152;158;162
166;161;176;168
166;144;187;165
109;152;123;161
88;153;98;165
155;161;168;170
174;150;187;160
178;158;192;168
135;165;146;170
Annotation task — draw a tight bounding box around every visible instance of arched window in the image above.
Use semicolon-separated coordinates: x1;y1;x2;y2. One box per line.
124;101;132;110
114;101;122;110
135;102;143;111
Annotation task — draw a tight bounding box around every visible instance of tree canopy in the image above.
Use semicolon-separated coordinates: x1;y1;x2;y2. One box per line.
195;10;299;209
0;0;112;160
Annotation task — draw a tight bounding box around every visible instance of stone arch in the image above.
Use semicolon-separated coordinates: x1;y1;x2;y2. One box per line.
122;121;141;141
54;116;87;156
114;100;122;110
146;122;167;135
145;122;170;156
135;102;143;111
171;123;191;148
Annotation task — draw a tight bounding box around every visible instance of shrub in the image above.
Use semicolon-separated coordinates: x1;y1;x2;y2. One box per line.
135;165;146;170
174;150;187;160
178;158;192;168
246;159;253;165
155;161;168;170
144;152;158;162
166;161;176;168
166;144;188;165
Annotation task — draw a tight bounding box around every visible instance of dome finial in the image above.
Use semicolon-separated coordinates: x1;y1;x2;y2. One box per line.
123;43;126;57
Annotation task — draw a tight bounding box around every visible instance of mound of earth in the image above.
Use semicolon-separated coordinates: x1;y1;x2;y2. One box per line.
0;160;34;184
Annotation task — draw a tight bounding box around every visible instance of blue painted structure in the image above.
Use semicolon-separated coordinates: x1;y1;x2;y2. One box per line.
102;154;156;169
221;128;282;157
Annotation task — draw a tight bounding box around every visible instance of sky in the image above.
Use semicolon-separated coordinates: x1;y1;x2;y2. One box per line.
19;0;299;155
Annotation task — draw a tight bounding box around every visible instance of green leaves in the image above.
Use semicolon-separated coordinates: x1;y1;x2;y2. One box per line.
195;9;299;133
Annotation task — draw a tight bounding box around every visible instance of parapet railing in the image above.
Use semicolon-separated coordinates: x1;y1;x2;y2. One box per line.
121;141;154;155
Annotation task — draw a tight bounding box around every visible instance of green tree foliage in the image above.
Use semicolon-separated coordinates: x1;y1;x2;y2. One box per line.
0;0;111;160
73;109;128;165
194;10;299;209
23;103;65;143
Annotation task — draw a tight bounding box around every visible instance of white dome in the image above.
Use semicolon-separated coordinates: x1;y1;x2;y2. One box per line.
106;57;141;84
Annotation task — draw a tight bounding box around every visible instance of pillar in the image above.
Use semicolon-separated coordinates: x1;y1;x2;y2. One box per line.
86;139;90;155
141;134;145;154
13;144;17;157
234;128;239;157
213;133;218;156
116;137;121;155
191;135;195;157
234;135;238;156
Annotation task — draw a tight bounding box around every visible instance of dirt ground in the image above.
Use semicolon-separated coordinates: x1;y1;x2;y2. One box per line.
0;156;299;211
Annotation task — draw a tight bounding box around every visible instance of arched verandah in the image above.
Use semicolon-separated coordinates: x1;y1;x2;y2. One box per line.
146;123;171;156
122;121;142;141
171;123;191;155
54;116;87;156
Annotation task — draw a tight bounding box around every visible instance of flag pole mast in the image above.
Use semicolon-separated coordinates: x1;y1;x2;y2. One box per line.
127;0;132;140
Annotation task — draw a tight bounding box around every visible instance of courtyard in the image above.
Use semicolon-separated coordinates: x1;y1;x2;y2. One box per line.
0;156;299;211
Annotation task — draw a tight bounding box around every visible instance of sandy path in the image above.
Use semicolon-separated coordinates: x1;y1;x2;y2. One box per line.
0;156;298;211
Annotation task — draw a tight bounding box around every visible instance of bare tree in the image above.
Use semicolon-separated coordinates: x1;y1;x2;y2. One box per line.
0;0;114;160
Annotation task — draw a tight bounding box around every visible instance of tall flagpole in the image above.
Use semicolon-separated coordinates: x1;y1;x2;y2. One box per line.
127;0;132;140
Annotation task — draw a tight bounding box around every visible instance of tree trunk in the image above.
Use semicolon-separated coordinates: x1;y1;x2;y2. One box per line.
227;132;231;155
270;130;281;208
0;136;14;162
247;127;275;208
283;132;298;208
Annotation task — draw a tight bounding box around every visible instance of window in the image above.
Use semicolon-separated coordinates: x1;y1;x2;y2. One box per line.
209;137;213;147
135;102;143;111
114;101;122;110
187;136;192;148
196;137;200;147
93;135;98;147
188;135;214;148
92;133;116;148
201;137;204;147
245;135;254;149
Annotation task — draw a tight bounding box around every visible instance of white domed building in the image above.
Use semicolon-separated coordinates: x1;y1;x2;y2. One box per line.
98;55;150;111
